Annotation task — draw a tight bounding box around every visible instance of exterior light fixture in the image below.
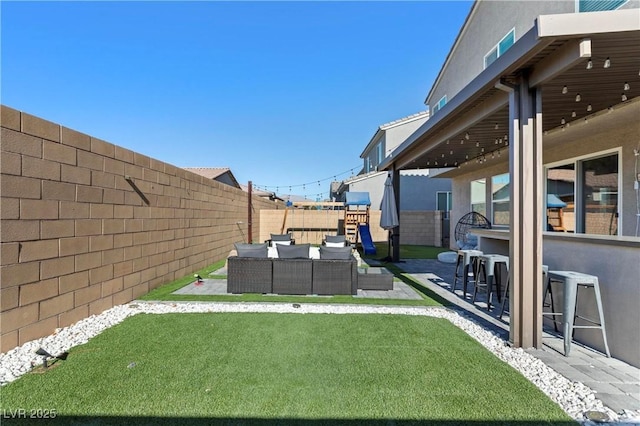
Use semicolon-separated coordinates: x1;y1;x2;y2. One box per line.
575;93;581;102
571;111;576;118
623;82;630;91
586;59;593;70
603;57;611;68
622;93;628;102
562;85;568;94
561;117;566;125
587;104;592;112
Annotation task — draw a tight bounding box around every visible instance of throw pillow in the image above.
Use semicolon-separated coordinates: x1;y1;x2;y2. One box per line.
234;242;268;258
270;233;292;241
271;240;291;247
270;233;293;247
277;243;310;259
325;235;346;244
319;245;353;260
325;241;346;248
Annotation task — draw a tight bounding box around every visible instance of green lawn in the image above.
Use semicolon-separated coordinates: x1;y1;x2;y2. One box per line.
0;313;575;425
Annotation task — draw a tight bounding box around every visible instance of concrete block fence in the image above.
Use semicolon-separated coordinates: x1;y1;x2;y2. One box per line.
0;105;279;352
0;105;444;354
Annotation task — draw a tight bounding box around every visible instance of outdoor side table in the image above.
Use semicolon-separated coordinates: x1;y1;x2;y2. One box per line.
547;270;611;357
357;267;393;290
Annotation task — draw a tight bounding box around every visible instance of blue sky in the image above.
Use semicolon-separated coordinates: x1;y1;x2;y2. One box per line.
1;1;472;200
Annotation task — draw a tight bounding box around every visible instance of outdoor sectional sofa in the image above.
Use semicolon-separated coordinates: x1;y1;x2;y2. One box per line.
227;243;358;295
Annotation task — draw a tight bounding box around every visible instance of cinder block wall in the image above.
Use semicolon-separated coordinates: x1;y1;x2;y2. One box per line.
0;105;279;353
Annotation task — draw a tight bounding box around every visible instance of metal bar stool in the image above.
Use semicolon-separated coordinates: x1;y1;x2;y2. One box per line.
547;270;611;357
473;254;508;311
540;265;559;332
499;265;554;326
453;249;482;297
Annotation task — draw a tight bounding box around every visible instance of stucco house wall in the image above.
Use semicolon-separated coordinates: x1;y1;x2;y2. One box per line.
446;102;640;367
427;1;574;109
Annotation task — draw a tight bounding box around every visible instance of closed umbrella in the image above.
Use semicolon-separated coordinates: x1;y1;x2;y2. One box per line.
380;173;399;261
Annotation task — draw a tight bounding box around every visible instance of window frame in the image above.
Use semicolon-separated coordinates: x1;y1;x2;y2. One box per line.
577;0;627;12
432;95;447;115
470;178;487;218
484;28;515;69
436;191;453;219
491;173;510;227
544;147;622;235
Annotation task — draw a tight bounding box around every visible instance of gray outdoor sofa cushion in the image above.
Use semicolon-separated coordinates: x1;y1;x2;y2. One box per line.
276;243;311;259
319;245;352;260
234;242;268;258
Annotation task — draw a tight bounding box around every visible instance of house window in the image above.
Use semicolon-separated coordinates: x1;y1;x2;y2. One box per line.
484;29;515;68
545;150;619;235
470;179;486;217
436;191;453;219
377;142;383;165
432;95;447;115
491;173;510;226
579;0;627;12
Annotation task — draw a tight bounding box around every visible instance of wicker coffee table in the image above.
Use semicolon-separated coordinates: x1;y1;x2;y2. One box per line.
357;267;393;290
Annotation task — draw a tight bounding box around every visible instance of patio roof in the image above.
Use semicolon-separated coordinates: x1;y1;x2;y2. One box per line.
380;9;640;174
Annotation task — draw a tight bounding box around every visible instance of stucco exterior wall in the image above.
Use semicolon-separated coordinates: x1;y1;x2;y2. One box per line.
428;1;573;108
384;116;428;155
341;172;452;212
0;105;279;353
445;106;640;367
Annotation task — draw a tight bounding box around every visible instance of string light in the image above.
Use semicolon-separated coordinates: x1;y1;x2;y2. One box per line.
253;164;360;197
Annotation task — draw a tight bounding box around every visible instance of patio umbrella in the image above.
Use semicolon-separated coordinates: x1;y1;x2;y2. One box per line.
380;173;399;261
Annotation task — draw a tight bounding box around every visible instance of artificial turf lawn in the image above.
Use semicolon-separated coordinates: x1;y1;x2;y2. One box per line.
1;313;575;425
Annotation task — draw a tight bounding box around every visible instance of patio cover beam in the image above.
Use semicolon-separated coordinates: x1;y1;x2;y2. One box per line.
528;38;591;88
394;90;509;170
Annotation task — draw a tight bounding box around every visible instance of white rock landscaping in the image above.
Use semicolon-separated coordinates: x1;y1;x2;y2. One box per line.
1;301;638;425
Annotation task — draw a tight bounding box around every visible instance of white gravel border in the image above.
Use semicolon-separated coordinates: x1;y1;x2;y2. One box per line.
1;301;639;425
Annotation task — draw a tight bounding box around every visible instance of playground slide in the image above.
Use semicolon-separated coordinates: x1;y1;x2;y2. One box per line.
358;224;377;255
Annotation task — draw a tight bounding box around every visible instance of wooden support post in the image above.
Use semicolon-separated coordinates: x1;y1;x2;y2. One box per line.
508;75;543;349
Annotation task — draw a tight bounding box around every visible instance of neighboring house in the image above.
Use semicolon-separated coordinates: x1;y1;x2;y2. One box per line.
377;0;640;366
183;167;284;202
335;170;452;213
183;167;241;189
336;111;452;213
361;111;430;173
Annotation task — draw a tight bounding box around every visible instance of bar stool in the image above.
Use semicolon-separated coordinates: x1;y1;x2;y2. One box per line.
547;270;611;357
540;265;559;332
499;265;553;324
453;249;482;297
473;254;508;310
